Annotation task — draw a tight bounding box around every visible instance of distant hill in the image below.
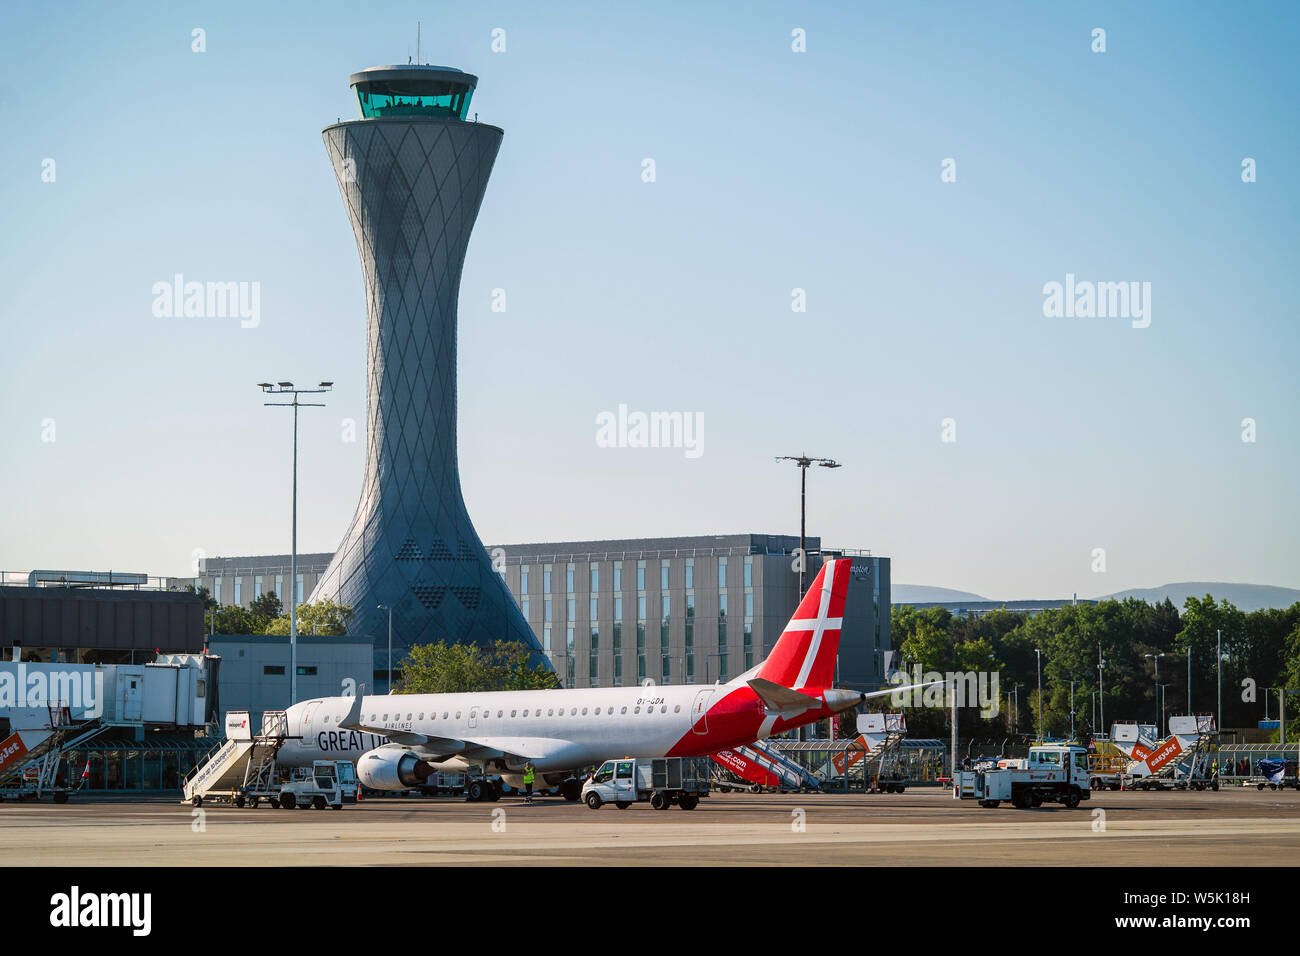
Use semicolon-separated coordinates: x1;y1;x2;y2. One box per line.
1093;582;1300;613
892;584;988;604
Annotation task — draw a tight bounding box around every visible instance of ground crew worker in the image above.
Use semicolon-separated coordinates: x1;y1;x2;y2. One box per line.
523;762;535;804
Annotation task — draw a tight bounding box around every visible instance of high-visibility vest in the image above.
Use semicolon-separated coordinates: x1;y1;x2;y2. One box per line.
523;768;534;784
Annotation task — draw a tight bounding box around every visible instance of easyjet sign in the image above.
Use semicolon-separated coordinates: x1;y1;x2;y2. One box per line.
831;736;871;774
1145;736;1182;773
0;733;29;775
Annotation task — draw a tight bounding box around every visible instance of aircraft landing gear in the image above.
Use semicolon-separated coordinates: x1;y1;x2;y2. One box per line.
560;778;581;802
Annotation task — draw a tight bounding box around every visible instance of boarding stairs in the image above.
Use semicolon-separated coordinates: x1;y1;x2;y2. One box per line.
846;714;908;791
711;738;820;792
182;710;289;804
1111;715;1219;789
0;703;106;799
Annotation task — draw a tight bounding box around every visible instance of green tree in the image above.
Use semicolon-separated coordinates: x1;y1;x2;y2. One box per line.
263;599;354;636
182;583;217;611
399;641;558;694
249;591;283;620
206;605;266;635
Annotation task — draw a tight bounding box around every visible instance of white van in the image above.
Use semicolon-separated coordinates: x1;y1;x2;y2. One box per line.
581;756;710;810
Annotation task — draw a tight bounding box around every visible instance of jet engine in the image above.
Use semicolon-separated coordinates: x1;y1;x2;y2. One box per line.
356;749;433;790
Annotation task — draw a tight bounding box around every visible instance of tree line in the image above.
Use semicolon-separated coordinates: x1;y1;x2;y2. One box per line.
184;586;353;636
889;595;1300;743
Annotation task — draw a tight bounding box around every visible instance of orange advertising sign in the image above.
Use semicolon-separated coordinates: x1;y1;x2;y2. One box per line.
0;733;29;776
831;735;871;774
1145;736;1182;773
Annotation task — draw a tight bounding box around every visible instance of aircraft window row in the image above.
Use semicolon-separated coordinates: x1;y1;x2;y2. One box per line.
360;703;682;723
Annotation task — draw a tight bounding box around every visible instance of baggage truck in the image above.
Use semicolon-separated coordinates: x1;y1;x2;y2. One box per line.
582;756;711;810
954;743;1091;809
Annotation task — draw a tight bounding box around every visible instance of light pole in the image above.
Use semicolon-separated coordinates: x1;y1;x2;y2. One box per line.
1035;647;1042;742
1216;629;1222;731
774;455;841;600
260;381;332;705
1145;652;1166;727
1158;683;1171;737
1098;644;1106;740
1068;675;1076;741
1183;646;1191;714
377;604;392;693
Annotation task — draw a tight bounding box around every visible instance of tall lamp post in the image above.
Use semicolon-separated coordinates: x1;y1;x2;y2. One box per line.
377;604;392;693
1035;647;1043;743
259;381;332;705
1068;674;1076;741
1098;644;1107;740
774;455;841;600
1145;652;1166;728
1216;629;1222;731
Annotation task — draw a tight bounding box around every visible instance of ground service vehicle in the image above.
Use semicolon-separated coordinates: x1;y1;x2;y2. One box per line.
1254;759;1300;791
582;756;711;810
954;744;1090;809
277;761;344;810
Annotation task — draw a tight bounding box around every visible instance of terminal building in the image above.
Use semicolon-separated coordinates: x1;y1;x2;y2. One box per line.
175;534;894;694
492;534;890;692
0;570;374;791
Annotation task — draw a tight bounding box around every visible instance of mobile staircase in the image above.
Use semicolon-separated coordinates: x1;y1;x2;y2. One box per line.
0;703;106;804
711;737;821;792
848;713;909;793
1111;714;1219;791
182;710;290;807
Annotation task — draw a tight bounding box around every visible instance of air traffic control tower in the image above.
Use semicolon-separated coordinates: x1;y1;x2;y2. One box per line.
312;65;541;685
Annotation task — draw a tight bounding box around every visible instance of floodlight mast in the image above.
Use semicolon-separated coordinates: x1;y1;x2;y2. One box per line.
260;381;333;704
773;455;841;600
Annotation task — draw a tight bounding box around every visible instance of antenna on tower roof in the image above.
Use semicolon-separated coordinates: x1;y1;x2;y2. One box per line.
417;21;421;65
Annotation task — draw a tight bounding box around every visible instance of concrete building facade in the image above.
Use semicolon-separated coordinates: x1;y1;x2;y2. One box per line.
208;633;374;725
493;535;891;693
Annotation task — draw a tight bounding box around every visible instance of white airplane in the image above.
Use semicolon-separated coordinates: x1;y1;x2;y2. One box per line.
276;558;933;801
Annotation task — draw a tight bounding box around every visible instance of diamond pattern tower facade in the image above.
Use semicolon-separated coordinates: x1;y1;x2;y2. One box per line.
312;65;541;686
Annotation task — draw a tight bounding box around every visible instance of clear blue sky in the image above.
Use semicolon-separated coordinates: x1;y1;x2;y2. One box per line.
1;1;1296;599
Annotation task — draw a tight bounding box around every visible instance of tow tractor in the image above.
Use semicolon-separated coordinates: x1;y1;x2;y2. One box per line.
274;761;344;810
954;743;1090;809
